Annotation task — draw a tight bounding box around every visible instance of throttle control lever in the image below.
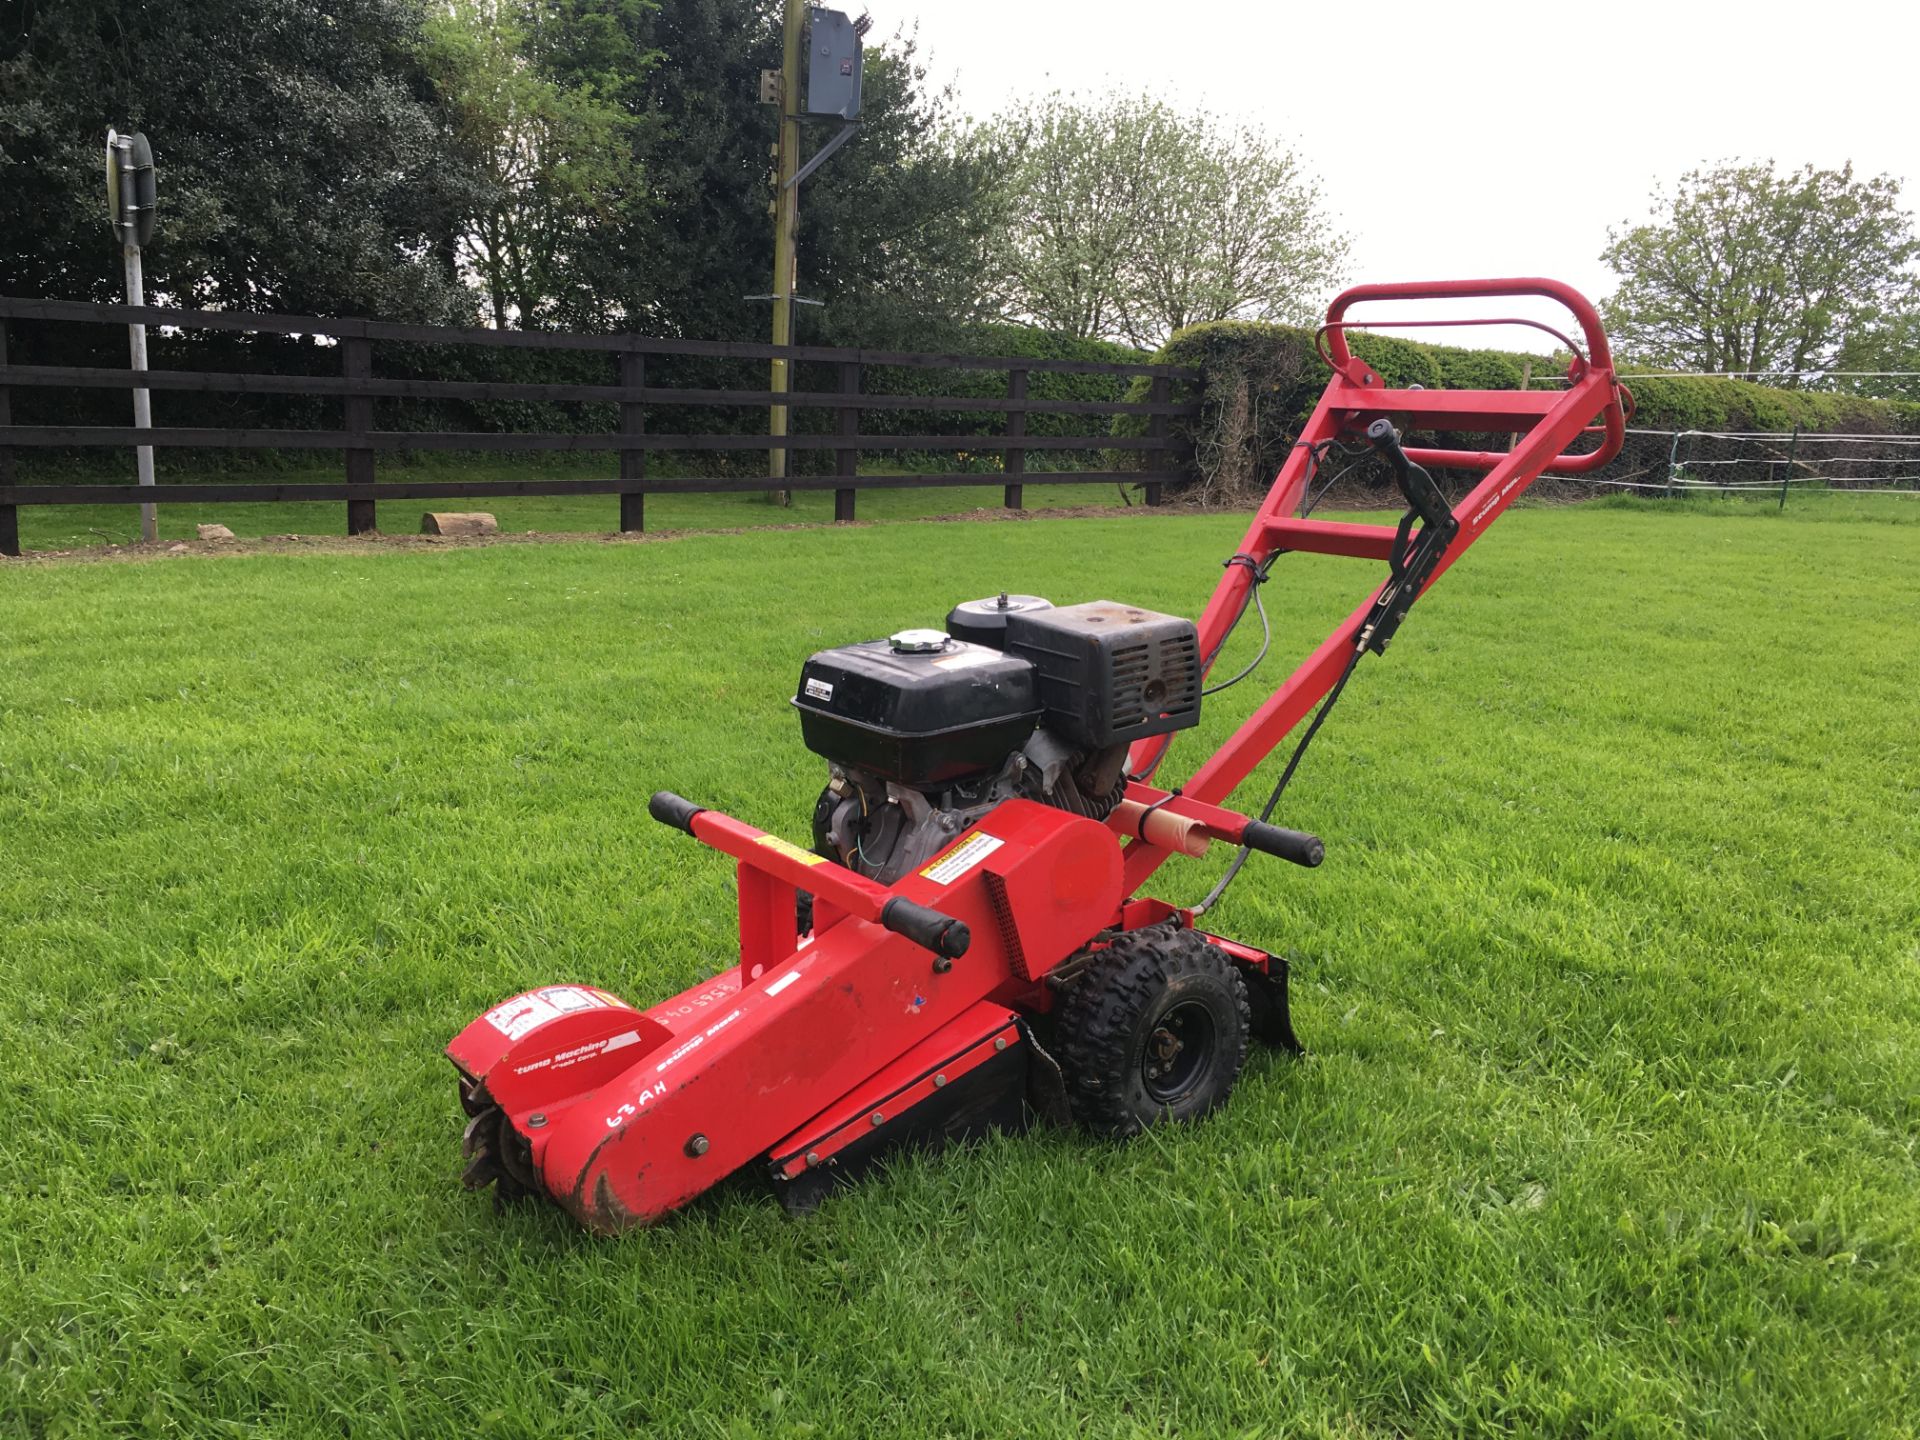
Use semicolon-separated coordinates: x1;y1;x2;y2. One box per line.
1360;419;1460;653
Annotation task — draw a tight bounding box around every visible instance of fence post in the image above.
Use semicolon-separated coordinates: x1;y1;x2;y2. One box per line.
342;335;376;535
0;319;17;558
835;360;859;523
1778;423;1800;511
620;349;646;533
1144;375;1171;506
1002;367;1027;510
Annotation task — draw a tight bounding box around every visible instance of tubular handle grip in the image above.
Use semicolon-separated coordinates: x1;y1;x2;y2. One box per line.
881;897;972;959
1366;418;1411;479
648;790;705;834
1242;821;1325;869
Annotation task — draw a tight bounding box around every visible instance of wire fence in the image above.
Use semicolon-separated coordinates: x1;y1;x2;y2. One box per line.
1548;428;1920;503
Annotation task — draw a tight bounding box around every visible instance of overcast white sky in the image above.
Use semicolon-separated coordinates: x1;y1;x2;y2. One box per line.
898;0;1920;353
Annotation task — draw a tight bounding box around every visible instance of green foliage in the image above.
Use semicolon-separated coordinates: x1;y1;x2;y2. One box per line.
0;0;1001;344
862;324;1150;451
622;1;1004;346
0;0;472;320
978;94;1347;348
1601;161;1920;377
3;506;1919;1434
1121;319;1920;501
1620;373;1920;435
1837;311;1920;402
421;0;657;330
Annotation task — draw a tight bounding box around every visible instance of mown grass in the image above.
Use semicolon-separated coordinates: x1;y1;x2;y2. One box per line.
12;453;1128;551
2;496;1917;1437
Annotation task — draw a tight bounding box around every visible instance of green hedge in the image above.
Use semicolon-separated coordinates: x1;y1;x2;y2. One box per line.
852;324;1152;472
1116;319;1920;501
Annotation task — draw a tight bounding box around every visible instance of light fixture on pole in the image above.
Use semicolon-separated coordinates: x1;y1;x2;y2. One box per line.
105;128;159;543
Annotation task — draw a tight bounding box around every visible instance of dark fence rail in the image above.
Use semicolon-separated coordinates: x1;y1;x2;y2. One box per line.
0;296;1200;555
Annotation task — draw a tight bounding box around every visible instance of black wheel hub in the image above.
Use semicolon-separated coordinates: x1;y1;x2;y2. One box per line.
1141;1000;1217;1104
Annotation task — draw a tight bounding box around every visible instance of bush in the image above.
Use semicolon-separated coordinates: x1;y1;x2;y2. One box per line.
855;324;1152;472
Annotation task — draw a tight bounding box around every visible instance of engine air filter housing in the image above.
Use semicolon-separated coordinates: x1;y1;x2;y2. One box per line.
1003;600;1201;749
945;593;1053;650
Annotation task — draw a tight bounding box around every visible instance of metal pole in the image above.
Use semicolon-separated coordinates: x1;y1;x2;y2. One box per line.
1779;422;1800;511
123;241;157;542
767;0;804;506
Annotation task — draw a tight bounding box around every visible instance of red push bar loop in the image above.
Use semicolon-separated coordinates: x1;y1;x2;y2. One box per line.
1323;276;1615;373
1321;279;1627;477
1314;316;1589;375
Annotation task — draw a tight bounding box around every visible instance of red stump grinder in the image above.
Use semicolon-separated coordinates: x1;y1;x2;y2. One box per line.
449;278;1632;1232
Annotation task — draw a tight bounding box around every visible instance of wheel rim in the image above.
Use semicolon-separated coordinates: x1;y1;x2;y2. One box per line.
1141;999;1217;1104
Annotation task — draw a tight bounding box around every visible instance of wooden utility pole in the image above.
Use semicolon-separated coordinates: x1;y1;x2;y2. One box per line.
767;0;804;505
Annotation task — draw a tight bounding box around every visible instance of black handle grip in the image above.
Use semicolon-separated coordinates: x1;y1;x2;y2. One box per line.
1366;418;1409;474
881;897;972;959
648;790;705;835
1241;821;1325;868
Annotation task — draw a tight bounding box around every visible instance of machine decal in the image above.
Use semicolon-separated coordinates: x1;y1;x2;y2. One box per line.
653;1034;705;1073
921;831;1003;884
755;834;826;866
605;1081;667;1128
512;1029;644;1076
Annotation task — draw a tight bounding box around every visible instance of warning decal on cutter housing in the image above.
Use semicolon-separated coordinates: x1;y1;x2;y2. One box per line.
921;831;1004;885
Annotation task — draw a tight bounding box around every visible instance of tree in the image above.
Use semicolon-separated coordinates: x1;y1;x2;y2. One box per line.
1600;161;1920;380
979;95;1347;348
422;0;656;330
1834;311;1920;401
613;2;1003;344
0;0;475;320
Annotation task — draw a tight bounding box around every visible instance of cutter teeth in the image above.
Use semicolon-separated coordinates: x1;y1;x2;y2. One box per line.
460;1148;504;1191
457;1074;491;1119
461;1109;493;1159
455;1073;541;1205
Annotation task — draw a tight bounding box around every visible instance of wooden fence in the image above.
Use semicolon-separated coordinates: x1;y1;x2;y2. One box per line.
0;296;1200;555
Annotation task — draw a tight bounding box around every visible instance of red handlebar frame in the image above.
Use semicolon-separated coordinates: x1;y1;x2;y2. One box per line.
1320;277;1628;475
1324;275;1615;372
1120;277;1634;897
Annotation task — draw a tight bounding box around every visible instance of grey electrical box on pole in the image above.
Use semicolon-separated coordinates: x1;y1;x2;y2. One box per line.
805;6;864;120
106;128;159;543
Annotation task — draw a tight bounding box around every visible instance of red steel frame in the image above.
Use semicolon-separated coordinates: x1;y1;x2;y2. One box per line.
447;278;1630;1232
1114;277;1629;893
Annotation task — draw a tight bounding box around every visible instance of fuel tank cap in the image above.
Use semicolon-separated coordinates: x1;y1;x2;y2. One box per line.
888;628;952;654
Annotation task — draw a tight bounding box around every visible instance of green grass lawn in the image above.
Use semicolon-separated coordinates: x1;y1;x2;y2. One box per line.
2;498;1917;1437
11;454;1130;551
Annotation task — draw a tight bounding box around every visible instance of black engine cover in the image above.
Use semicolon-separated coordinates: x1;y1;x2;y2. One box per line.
793;637;1039;785
1004;600;1201;748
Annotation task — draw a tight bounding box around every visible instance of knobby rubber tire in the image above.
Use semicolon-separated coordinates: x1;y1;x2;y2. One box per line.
1055;925;1252;1139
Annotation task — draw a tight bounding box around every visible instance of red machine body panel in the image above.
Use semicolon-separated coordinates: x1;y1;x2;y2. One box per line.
451;800;1122;1230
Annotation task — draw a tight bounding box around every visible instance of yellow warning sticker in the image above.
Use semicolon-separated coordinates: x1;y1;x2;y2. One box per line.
920;831;1004;885
754;833;826;867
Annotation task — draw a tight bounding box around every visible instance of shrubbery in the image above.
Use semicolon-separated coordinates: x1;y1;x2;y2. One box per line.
1115;319;1920;501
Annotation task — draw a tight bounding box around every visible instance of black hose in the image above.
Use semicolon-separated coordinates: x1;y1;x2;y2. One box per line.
1192;640;1365;917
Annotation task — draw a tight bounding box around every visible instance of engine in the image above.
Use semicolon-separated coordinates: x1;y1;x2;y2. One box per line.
791;594;1203;884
